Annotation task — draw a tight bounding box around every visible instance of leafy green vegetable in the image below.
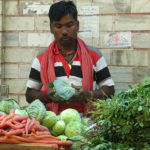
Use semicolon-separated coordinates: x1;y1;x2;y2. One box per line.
25;99;46;122
15;109;28;116
41;111;57;129
0;98;20;114
51;120;66;136
65;121;83;138
0;111;6;114
60;108;81;124
85;77;150;149
57;135;68;141
48;80;76;100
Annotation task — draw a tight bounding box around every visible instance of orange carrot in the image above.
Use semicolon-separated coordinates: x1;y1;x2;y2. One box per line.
31;133;60;140
14;114;28;122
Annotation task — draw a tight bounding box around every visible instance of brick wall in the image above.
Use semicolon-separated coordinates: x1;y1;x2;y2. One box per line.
0;0;150;106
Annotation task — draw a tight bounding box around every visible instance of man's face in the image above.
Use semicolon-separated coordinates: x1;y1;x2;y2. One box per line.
50;14;79;47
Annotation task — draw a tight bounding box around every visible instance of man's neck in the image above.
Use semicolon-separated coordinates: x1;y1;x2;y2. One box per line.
57;41;77;55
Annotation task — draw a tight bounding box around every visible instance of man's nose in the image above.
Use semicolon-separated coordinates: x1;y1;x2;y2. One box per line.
62;27;68;35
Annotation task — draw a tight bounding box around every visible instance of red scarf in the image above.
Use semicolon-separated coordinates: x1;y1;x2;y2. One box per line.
41;37;93;115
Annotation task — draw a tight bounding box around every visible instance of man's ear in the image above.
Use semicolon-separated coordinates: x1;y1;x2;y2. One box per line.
50;24;53;34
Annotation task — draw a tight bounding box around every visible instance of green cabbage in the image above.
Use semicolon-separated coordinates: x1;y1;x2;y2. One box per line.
49;80;76;100
51;120;66;136
15;109;28;116
25;99;46;122
60;108;81;124
65;121;83;138
41;111;57;129
57;135;68;141
0;98;20;114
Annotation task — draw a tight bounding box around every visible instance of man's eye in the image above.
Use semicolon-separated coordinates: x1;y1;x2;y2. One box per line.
56;25;61;28
67;24;73;27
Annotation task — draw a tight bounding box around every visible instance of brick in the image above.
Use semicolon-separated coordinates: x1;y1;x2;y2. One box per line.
19;64;31;78
100;49;111;65
112;50;149;66
5;1;18;15
133;68;150;83
19;96;29;107
20;1;52;15
20;32;54;47
5;79;27;94
109;66;133;82
2;32;19;47
79;16;113;32
0;32;2;47
0;0;2;15
99;16;113;31
115;15;150;31
134;33;150;48
115;83;130;93
4;48;36;63
35;16;50;31
78;32;100;48
91;0;131;14
4;64;19;78
132;0;150;13
0;16;2;31
4;17;34;31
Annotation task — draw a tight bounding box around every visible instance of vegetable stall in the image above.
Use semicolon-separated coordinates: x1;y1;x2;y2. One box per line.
0;78;150;150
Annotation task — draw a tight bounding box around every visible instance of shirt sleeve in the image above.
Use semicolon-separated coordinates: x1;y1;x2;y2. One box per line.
26;57;43;90
95;55;115;88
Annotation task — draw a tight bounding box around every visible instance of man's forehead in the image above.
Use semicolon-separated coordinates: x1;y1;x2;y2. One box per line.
52;14;76;24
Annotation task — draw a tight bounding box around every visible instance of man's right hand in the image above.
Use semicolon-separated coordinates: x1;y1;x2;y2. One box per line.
45;88;66;103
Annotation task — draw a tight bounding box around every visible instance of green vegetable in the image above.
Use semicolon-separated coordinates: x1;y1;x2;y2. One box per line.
0;98;20;114
25;99;46;122
81;117;89;126
15;109;28;116
60;108;81;124
65;121;83;138
57;135;68;141
51;120;66;136
84;78;150;149
41;111;57;129
49;80;76;100
0;111;6;114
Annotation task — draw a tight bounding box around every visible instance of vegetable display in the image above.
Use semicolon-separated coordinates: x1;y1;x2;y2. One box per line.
0;109;72;150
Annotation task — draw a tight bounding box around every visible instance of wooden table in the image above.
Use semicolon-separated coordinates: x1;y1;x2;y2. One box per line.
0;144;54;150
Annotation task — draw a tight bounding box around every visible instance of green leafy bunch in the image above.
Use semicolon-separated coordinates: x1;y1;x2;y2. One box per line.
87;78;150;149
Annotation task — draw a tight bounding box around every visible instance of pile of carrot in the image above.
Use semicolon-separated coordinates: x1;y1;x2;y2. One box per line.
0;109;72;150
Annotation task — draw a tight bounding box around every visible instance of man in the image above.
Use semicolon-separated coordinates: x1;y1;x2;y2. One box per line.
25;1;115;115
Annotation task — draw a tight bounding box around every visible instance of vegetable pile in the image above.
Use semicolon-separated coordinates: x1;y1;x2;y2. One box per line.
75;78;150;150
0;109;72;150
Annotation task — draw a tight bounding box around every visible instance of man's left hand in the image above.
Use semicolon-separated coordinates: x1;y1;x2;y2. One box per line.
67;84;91;104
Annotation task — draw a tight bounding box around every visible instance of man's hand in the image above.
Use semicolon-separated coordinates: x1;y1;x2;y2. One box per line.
67;84;91;104
45;88;66;103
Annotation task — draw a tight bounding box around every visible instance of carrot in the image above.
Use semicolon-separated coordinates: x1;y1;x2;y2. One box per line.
14;114;28;122
31;133;60;140
0;136;23;144
28;118;36;132
36;131;50;136
25;118;30;134
6;121;25;129
0;112;15;128
1;128;24;136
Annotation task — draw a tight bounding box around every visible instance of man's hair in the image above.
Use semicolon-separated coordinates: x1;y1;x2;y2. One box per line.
48;1;78;23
